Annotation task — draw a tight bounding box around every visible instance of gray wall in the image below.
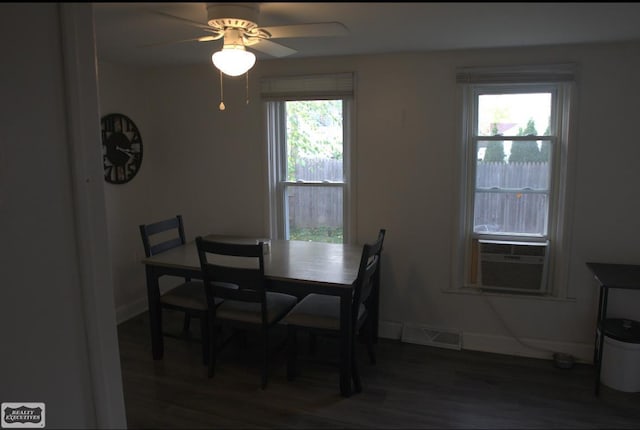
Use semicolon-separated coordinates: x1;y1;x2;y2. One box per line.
1;4;125;428
100;40;640;362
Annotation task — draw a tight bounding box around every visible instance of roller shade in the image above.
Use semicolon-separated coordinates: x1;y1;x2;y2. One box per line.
456;63;577;84
260;72;354;100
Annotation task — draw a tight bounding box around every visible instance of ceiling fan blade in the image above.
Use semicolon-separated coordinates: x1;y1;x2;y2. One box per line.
251;39;297;58
138;35;220;49
147;9;212;31
260;22;349;39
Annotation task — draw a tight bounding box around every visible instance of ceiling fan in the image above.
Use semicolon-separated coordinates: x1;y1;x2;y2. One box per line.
147;3;349;76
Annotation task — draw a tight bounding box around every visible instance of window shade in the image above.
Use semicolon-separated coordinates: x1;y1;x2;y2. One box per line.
260;73;354;100
456;63;577;84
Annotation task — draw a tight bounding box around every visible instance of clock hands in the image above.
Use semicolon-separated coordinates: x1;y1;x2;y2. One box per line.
116;146;134;155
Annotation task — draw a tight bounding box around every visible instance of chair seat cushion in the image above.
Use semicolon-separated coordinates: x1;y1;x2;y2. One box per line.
216;292;297;325
161;281;237;310
282;293;365;331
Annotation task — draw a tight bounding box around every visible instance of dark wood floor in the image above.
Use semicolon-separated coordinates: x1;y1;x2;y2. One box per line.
117;311;640;429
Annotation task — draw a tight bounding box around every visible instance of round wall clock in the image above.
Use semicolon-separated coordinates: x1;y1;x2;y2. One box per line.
101;113;143;184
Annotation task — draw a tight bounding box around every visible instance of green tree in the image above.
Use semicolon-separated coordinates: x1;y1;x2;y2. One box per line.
539;123;551;161
484;141;506;162
509;118;544;162
286;100;343;180
482;122;506;162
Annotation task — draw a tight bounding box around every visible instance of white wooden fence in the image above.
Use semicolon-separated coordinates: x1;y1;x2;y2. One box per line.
288;158;343;229
474;161;549;234
287;159;550;234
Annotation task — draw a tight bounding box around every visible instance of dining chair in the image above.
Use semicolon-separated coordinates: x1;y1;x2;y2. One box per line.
195;236;298;388
307;229;386;364
139;215;223;365
365;228;386;363
283;229;385;394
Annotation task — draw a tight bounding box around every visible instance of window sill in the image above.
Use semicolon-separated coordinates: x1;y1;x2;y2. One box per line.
442;286;576;303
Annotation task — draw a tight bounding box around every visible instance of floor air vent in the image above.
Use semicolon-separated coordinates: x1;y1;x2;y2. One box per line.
401;323;462;350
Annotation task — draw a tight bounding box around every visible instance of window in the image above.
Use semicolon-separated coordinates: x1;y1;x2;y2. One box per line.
262;74;354;243
455;65;575;296
473;90;553;237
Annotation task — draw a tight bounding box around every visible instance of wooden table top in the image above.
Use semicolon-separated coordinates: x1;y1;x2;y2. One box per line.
142;235;364;287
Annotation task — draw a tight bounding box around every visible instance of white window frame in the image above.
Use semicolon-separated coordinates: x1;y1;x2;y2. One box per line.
262;73;355;244
453;64;576;298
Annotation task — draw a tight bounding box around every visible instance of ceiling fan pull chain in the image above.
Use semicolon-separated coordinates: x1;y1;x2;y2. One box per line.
246;71;250;105
219;70;226;111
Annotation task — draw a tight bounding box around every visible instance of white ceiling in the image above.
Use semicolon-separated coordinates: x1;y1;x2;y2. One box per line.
94;2;640;67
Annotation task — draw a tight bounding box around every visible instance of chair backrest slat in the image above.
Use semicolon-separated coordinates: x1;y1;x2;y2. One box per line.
357;253;379;306
196;236;266;305
352;229;386;325
144;217;181;236
149;237;184;256
139;215;186;257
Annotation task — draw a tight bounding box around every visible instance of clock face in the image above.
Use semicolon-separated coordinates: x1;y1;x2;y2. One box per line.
101;113;143;184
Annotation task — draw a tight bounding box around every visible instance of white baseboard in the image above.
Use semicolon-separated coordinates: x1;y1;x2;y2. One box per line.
116;309;593;364
401;323;462;350
116;283;185;324
378;320;403;340
115;296;148;325
462;331;593;363
378;320;593;364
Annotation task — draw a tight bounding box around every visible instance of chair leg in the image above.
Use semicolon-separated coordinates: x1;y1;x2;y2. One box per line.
366;318;376;365
208;317;217;378
309;332;317;355
287;325;298;381
351;361;362;393
261;327;269;390
183;314;191;336
352;347;362;394
200;315;210;366
231;328;248;348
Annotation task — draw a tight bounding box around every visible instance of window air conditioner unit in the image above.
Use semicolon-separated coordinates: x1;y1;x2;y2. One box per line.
478;239;549;294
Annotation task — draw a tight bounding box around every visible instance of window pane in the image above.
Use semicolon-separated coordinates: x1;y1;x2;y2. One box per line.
473;191;548;236
477;93;552;137
285;100;343;182
476;139;551;167
285;185;343;243
475;139;550;236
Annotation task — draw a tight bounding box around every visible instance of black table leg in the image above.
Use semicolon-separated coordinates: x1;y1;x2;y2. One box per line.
339;291;353;397
594;286;604;364
145;265;163;360
594;287;609;396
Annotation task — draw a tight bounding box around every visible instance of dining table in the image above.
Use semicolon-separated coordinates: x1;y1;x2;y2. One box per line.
141;234;379;397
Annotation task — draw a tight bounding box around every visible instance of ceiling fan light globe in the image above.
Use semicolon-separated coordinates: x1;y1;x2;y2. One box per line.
212;47;256;77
